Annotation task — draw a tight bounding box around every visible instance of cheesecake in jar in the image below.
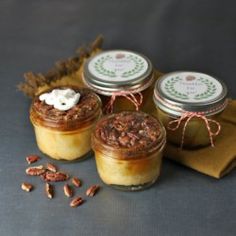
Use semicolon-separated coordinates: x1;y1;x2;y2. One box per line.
30;86;102;160
82;50;157;114
153;71;228;148
91;111;166;191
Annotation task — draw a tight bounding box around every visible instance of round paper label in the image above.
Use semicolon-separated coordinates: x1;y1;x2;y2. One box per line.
88;50;149;82
160;72;223;103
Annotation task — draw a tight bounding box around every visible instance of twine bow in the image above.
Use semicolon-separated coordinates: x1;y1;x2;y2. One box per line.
104;91;143;114
168;112;221;148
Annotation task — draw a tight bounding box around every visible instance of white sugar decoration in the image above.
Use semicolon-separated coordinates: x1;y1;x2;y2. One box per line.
39;88;80;111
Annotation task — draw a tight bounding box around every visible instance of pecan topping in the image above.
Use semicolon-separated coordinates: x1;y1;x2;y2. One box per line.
26;165;46;176
71;177;81;187
45;183;54;199
21;182;33;192
70;196;84;208
46;163;57;173
95;112;161;150
26;155;40;164
32;88;100;123
41;171;69;182
86;185;100;197
63;184;73;198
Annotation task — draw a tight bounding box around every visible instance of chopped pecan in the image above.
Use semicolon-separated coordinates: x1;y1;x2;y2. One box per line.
46;163;57;173
71;177;82;187
118;135;130;146
45;183;54;199
86;185;100;197
21;182;33;192
70;196;84;208
26;165;46;176
26;155;40;164
127;132;139;140
41;171;69;182
113;121;125;131
63;184;73;198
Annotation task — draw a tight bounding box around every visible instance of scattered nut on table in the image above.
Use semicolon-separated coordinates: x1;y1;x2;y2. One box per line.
86;185;100;197
70;196;84;208
72;177;82;187
21;182;33;192
45;183;54;199
63;184;73;198
26;155;40;164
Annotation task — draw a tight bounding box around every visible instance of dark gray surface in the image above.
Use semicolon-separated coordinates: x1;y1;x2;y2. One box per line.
0;1;236;235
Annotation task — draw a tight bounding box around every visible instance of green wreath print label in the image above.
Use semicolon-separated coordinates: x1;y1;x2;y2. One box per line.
88;51;148;82
161;72;223;103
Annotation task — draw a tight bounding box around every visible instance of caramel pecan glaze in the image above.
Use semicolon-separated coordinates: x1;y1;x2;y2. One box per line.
92;111;165;159
30;87;101;131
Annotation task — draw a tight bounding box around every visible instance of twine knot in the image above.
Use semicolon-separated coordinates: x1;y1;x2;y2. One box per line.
104;91;143;114
167;112;221;148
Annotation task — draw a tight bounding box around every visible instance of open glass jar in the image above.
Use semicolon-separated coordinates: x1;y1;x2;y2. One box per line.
30;86;102;161
82;50;156;114
153;71;228;148
91;111;166;191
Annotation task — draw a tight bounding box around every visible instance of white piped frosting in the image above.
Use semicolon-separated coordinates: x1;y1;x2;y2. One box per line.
39;88;80;111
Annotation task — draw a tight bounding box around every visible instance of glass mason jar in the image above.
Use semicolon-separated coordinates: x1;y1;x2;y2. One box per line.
91;111;166;191
82;50;157;114
30;86;102;161
153;71;228;149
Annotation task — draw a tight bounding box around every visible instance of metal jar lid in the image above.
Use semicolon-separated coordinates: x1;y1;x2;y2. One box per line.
153;71;228;117
82;50;154;96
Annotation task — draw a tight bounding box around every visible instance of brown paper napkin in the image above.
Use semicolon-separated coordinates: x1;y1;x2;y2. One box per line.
164;100;236;178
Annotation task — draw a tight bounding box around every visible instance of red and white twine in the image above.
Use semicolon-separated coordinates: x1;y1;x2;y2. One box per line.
167;111;221;148
103;91;143;113
154;93;228;148
82;73;155;114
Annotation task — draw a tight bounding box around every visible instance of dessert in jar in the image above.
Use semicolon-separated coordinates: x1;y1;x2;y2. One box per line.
82;50;157;114
30;86;102;160
91;111;166;191
153;71;228;148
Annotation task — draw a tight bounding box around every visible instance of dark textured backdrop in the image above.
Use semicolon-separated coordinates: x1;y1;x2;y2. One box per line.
0;1;235;236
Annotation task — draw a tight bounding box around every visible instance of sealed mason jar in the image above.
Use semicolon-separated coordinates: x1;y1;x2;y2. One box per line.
153;71;228;148
82;50;157;114
30;86;102;160
91;111;166;191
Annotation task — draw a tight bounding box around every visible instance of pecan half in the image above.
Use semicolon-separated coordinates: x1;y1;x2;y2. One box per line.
46;163;57;173
41;171;69;182
70;196;84;208
63;184;73;198
71;177;81;187
26;155;40;164
86;185;100;197
45;183;54;199
26;165;46;176
21;182;33;192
